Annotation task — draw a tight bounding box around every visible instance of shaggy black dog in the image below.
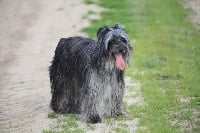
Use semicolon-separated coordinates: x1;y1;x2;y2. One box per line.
49;24;132;123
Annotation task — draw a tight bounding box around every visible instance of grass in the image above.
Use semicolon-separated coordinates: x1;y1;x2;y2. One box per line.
43;114;85;133
44;0;200;132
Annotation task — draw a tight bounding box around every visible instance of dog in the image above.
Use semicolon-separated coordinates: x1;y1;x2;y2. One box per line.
49;24;132;123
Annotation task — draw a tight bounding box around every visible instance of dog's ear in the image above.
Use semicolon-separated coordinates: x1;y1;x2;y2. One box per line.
97;26;110;39
113;23;125;30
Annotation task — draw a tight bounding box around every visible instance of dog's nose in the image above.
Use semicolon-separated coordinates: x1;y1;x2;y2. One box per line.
118;45;126;54
119;48;126;54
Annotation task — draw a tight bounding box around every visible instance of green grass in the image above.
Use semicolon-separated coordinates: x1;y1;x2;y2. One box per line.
84;0;97;5
43;114;85;133
83;0;200;132
45;0;200;132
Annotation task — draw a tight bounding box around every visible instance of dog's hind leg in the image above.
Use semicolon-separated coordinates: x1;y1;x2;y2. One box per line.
50;78;69;113
50;77;81;114
51;78;79;114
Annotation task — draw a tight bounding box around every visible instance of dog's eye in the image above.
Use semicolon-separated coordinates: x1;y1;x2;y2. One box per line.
121;38;127;43
109;39;116;44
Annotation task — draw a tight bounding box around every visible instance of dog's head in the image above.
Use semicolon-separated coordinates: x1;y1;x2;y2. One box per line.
97;23;132;71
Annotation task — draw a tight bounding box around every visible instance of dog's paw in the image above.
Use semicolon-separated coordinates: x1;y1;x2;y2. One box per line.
89;115;102;124
120;112;127;117
112;112;127;118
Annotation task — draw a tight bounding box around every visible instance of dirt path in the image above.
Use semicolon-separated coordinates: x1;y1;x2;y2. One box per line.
0;0;101;133
184;0;200;28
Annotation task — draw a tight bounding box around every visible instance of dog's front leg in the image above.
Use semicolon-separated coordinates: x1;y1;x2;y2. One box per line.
80;82;102;123
111;80;126;117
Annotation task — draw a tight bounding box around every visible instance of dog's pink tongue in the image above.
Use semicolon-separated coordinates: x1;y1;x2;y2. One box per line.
114;53;125;70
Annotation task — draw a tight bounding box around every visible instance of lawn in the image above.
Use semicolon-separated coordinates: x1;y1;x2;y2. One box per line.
44;0;200;132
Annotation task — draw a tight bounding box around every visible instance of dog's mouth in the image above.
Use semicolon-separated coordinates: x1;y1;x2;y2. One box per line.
113;53;125;71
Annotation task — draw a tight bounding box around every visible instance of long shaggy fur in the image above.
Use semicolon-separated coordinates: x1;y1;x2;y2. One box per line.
49;24;132;123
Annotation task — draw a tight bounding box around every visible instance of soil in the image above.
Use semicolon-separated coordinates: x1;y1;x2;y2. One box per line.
0;0;101;133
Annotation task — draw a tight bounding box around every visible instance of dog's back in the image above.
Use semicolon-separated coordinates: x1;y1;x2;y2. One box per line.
50;36;96;75
56;37;96;58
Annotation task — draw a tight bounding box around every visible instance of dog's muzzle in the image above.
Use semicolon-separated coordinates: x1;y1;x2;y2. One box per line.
109;44;129;71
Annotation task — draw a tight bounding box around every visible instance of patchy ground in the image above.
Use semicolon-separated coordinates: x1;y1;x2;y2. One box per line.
0;0;101;133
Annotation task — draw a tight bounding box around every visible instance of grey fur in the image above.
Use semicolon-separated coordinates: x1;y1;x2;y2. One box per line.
49;23;132;123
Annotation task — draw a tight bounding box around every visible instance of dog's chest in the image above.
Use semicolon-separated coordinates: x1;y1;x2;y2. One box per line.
105;60;115;71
